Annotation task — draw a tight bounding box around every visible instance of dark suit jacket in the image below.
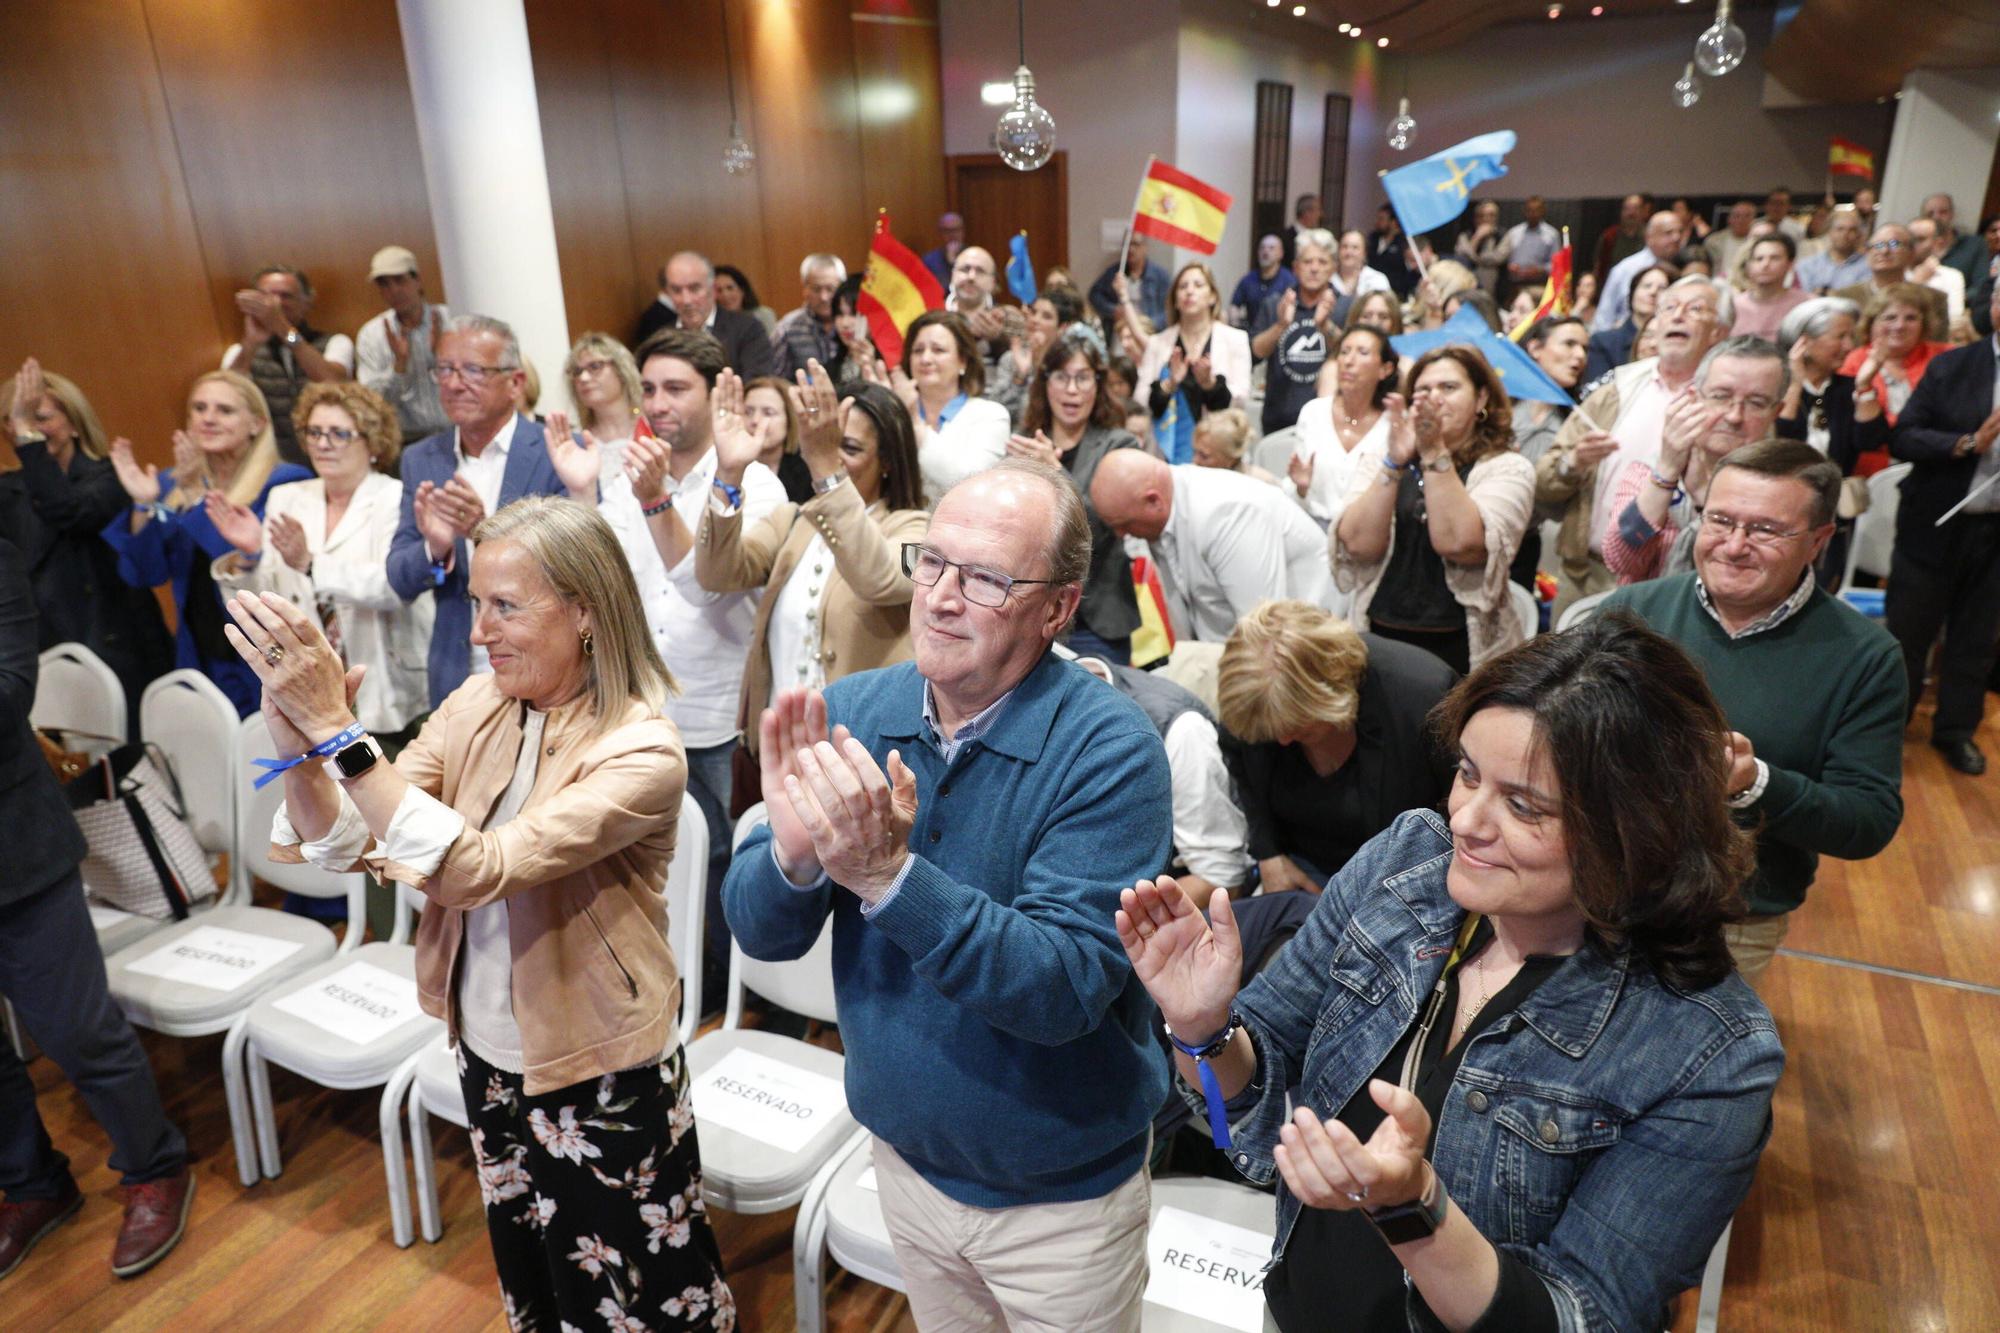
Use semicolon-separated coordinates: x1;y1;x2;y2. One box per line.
1834;280;1951;343
1889;335;1998;563
632;304;776;379
0;538;89;905
386;416;566;706
1775;373;1888;477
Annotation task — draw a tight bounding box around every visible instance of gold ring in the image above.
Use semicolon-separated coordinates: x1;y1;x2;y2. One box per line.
262;644;284;665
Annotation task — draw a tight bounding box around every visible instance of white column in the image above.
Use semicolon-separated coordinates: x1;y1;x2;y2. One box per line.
1878;69;2000;227
397;0;572;416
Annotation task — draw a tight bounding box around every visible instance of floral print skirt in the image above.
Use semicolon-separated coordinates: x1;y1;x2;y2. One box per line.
458;1043;737;1333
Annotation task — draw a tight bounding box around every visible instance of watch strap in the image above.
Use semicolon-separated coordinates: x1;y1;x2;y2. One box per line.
812;469;848;496
1367;1161;1448;1244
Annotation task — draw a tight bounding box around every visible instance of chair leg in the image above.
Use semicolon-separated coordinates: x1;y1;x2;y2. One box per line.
2;997;28;1062
221;1017;260;1189
248;1047;283;1179
407;1082;444;1244
793;1189;833;1333
1695;1217;1733;1333
380;1056;420;1249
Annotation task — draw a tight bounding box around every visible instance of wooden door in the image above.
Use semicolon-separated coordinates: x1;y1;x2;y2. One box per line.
947;153;1069;289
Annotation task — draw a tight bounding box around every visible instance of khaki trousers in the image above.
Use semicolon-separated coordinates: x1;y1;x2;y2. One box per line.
871;1138;1152;1333
1724;912;1792;988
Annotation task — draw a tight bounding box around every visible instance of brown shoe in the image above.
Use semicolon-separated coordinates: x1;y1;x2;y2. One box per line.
1;1177;84;1281
111;1170;193;1278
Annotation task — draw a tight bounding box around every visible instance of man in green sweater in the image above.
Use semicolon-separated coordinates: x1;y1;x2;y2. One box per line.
1603;439;1906;985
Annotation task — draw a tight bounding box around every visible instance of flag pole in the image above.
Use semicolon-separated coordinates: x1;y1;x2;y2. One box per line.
1376;166;1430;284
1118;157;1152;290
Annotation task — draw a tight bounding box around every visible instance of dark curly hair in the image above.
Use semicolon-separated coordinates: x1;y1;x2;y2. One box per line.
1402;344;1515;466
1021;330;1122;437
1430;610;1755;991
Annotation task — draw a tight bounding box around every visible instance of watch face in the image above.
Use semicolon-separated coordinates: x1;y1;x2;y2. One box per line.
333;741;378;779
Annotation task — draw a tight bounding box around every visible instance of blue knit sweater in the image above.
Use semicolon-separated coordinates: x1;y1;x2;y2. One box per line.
723;653;1174;1207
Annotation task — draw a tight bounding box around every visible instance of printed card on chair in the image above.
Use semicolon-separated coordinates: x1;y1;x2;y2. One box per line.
271;960;422;1045
690;1048;846;1153
1143;1205;1270;1333
124;926;304;991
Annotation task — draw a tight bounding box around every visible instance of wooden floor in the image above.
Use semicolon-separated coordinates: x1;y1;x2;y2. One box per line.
15;704;2000;1332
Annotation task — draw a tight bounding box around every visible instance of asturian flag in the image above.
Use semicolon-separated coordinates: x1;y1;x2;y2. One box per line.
858;211;946;365
1381;131;1516;239
1394;305;1573;408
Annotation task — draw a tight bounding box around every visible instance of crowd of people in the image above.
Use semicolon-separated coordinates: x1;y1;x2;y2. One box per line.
1;179;1992;1332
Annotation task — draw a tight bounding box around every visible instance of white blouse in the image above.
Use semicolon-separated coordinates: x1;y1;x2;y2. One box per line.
1292;400;1391;528
766;531;835;700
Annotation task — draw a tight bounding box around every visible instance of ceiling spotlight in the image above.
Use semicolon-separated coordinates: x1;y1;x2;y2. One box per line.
1291;4;1306;14
1337;21;1350;31
1348;26;1361;36
979;81;1014;106
1591;4;1604;13
1546;3;1563;17
1267;0;1280;6
1376;36;1389;46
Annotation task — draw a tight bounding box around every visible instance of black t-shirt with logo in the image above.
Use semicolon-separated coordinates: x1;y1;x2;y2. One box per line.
1260;309;1331;436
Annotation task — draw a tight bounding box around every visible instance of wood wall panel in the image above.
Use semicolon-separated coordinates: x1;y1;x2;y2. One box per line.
852;5;949;252
143;0;437;359
0;1;227;463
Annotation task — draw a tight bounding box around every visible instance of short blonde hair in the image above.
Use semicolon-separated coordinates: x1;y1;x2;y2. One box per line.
472;496;677;729
168;371;280;512
0;368;110;461
1422;259;1477;308
1217;600;1369;742
564;333;643;433
293;380;400;471
1193;407;1251;466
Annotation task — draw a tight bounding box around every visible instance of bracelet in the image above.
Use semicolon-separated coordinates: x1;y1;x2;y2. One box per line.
1165;1012;1244;1149
1380;456;1406;475
428;556;449;587
712;480;743;509
250;721;367;790
1647;467;1681;491
640;493;673;517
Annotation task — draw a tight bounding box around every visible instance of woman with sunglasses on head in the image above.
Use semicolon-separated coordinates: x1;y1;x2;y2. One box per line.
694;362;928;753
1118;614;1781;1333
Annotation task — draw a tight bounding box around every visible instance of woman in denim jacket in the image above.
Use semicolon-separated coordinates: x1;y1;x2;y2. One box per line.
1119;613;1783;1332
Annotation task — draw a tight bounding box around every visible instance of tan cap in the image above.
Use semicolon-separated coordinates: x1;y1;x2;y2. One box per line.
367;245;420;280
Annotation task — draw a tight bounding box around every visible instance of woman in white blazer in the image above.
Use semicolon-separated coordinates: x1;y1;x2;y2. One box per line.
211;381;432;737
1136;263;1253;464
896;309;1014;506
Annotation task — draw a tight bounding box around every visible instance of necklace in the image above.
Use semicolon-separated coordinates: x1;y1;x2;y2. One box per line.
1452;948;1493;1044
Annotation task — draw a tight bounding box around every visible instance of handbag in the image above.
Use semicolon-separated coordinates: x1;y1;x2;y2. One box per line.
63;744;219;921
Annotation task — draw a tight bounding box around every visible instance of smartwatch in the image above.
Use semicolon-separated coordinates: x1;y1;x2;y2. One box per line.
812;469;849;497
1367;1161;1449;1244
328;736;382;781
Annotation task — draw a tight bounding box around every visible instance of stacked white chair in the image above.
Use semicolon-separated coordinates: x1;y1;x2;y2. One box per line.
1843;461;1910;588
1510;580;1541;640
684;804;853;1215
397;791;710;1246
1556;588;1614;633
1250;425;1301;480
102;705;365;1176
31;642;127;752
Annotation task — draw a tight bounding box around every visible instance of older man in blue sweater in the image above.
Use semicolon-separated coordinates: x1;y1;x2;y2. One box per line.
724;458;1173;1331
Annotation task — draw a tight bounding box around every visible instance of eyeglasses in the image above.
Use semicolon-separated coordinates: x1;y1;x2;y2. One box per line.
1699;510;1807;546
303;425;358;445
1657;300;1716;319
1698;388;1778;415
570;359;613;379
431;361;511;385
1047;371;1097;390
901;543;1057;608
1867;239;1907;253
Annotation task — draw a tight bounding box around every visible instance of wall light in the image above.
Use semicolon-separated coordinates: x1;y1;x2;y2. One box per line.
1547;4;1563;18
980;81;1014;106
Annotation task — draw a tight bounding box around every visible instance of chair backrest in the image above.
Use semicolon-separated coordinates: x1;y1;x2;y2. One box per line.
1251;425;1300;478
231;714;367;903
1509;581;1539;640
32;643;127;748
662;791;708;1046
725;804;840;1027
1556;589;1614;633
1847;462;1910;584
140;670;239;858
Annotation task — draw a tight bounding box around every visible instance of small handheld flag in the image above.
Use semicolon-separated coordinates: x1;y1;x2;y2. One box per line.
1007;232;1037;305
1131;158;1234;255
858;211;946;366
1380;131;1517;239
1828;136;1874;180
1393;305;1574;408
1508;231;1572;342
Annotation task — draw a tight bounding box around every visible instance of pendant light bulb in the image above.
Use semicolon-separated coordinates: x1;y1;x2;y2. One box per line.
723;120;756;175
996;65;1056;171
1692;0;1746;77
1386;97;1418;151
1671;63;1702;108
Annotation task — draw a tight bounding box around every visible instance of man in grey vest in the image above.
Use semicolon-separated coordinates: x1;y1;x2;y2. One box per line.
221;264;353;466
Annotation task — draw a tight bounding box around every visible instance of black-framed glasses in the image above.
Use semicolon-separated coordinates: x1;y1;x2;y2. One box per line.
302;425;359;445
901;543;1056;608
1698;510;1807;547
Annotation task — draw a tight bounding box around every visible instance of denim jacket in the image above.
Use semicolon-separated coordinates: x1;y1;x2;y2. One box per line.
1204;810;1783;1332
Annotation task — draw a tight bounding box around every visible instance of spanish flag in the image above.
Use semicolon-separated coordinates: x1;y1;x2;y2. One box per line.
1828;136;1874;180
858;211;945;365
1509;232;1572;342
1131;158;1233;255
1128;554;1175;668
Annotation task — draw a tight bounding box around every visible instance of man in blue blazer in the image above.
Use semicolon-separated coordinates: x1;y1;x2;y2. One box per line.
1886;285;2000;774
386;314;567;707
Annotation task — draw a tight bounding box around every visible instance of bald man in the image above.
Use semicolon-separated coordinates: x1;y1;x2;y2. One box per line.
636;250;775;377
1595;211;1687;332
1091;450;1332;642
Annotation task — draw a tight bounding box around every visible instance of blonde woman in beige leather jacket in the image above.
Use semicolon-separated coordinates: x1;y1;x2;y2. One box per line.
226;496;735;1332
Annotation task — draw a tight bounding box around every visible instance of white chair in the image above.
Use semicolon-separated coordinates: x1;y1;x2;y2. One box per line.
1843;461;1909;588
31;642;126;752
399;792;710;1245
1557;589;1614;632
138;670;243;901
684;803;853;1214
1509;581;1540;640
102;714;365;1190
1695;1218;1732;1333
1251;425;1300;479
228;882;442;1249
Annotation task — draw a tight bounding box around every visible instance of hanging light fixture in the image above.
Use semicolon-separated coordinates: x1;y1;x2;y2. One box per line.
1386;60;1416;152
718;0;754;174
995;0;1056;171
1672;62;1702;108
1692;0;1746;77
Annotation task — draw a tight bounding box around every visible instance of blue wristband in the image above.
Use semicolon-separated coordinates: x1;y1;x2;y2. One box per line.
713;480;743;508
429;557;449;587
1166;1013;1242;1150
251;722;368;789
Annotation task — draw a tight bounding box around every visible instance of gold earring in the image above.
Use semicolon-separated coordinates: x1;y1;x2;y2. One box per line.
580;630;595;657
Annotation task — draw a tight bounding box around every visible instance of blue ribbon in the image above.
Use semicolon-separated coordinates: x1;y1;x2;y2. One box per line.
251;722;367;789
1167;1018;1237;1150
